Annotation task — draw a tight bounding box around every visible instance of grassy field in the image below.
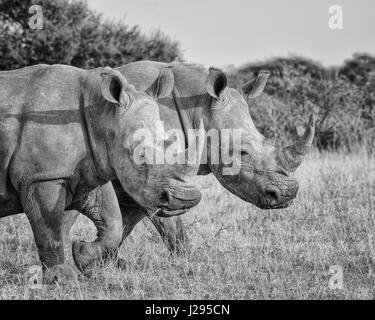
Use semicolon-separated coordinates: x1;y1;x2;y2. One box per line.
0;150;374;299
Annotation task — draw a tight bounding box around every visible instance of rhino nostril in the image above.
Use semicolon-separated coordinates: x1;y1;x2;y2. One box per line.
265;189;280;203
159;190;170;206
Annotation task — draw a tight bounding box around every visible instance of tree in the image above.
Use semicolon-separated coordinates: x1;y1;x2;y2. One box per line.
339;53;375;137
0;0;183;70
339;53;375;87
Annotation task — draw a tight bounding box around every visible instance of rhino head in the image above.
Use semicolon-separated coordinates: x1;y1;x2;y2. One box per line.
202;68;315;209
85;67;202;214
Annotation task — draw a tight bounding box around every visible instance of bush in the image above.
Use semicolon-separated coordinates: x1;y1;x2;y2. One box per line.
236;56;375;151
0;0;182;70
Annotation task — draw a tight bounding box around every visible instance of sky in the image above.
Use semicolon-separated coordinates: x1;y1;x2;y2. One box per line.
88;0;375;68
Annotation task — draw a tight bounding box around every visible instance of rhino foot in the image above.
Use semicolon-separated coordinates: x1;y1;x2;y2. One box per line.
72;240;100;277
43;263;78;284
72;240;119;277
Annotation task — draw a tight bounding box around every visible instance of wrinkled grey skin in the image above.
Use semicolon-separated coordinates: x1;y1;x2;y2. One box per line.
0;64;202;280
64;61;315;263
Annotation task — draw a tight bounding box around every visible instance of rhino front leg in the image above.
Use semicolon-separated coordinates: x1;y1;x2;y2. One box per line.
22;180;76;283
115;208;190;269
62;210;79;242
148;215;191;255
72;182;122;277
111;179;190;256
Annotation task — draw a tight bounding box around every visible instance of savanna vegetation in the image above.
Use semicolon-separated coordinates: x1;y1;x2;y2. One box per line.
0;0;374;299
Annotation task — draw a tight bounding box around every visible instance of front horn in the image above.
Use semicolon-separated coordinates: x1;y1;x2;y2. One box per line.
175;119;205;176
277;114;316;173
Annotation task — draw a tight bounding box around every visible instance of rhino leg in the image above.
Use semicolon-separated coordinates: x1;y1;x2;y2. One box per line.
120;207;147;242
0;160;11;202
119;204;191;256
21;180;76;283
72;182;122;277
0;130;15;201
114;207;190;269
148;215;191;255
73;179;191;271
112;179;147;244
62;210;79;242
111;179;190;258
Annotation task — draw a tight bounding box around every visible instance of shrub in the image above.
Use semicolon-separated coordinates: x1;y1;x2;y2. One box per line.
236;56;375;151
0;0;182;70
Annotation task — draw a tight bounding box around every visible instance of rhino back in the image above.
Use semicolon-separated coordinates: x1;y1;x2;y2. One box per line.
117;61;169;92
117;61;207;132
118;61;208;96
170;63;208;98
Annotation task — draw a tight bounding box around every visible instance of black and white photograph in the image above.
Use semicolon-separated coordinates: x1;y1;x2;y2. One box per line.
0;0;374;303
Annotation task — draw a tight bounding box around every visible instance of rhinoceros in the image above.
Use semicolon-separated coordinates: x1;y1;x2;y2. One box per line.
0;64;204;280
63;60;315;265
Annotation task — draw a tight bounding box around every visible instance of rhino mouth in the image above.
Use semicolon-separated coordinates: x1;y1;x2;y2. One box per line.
154;207;188;217
157;188;202;211
256;199;294;210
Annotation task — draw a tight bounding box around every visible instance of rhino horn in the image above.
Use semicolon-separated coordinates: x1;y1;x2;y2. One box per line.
175;119;205;176
277;114;315;173
241;70;270;98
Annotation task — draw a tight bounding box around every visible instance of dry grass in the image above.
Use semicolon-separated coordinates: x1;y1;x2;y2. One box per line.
0;150;374;299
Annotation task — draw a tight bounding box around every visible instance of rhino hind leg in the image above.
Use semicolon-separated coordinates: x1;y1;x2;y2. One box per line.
21;180;77;284
72;182;122;277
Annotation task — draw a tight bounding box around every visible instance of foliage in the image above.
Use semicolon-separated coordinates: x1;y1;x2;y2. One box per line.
0;0;182;70
235;55;375;150
339;53;375;87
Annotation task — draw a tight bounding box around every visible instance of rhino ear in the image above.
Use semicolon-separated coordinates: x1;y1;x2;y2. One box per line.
241;70;270;98
147;68;175;99
206;67;227;99
100;67;130;108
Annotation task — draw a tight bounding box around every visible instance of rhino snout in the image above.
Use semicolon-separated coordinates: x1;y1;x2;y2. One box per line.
258;180;299;209
158;185;202;211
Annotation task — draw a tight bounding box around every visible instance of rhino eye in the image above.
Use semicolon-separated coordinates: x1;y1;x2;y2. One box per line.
277;168;289;177
240;150;252;162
